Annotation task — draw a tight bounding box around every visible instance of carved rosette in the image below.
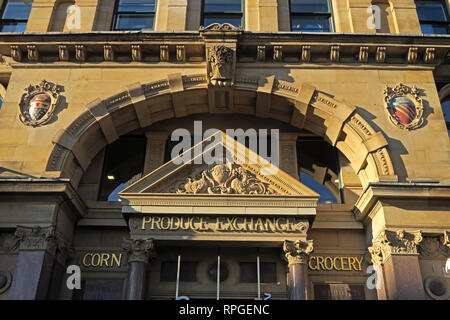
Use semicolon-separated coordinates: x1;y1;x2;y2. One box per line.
368;230;423;266
207;45;234;86
122;238;154;263
176;164;276;195
283;240;314;266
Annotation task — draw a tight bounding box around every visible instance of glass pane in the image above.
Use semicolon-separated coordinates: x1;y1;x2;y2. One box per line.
1;21;26;32
301;172;337;203
443;98;450;122
204;0;242;13
291;16;331;32
117;0;155;12
115;13;154;30
73;280;124;300
2;0;32;20
416;2;447;22
420;22;449;34
240;262;277;283
291;0;330;13
203;15;242;28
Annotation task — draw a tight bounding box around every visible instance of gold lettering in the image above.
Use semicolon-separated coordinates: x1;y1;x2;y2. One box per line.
142;216;151;230
111;253;122;267
348;257;357;271
285;218;294;232
199;217;209;231
275;217;286;232
333;257;342;271
170;217;180;230
151;216;161;230
308;256;318;270
254;218;265;232
91;253;101;267
317;256;325;271
190;217;200;231
100;253;110;267
340;256;349;271
215;217;224;231
232;217;244;231
264;218;276;232
354;256;364;271
160;216;170;230
225;217;234;231
180;217;189;230
82;253;92;267
243;217;253;231
324;256;333;271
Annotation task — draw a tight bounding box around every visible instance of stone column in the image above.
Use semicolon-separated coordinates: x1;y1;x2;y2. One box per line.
8;226;69;300
368;229;425;300
283;239;314;300
279;133;299;178
122;238;154;300
143;132;169;175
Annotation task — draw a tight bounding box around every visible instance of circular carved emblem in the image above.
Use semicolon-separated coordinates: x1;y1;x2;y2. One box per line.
19;80;62;127
384;83;424;130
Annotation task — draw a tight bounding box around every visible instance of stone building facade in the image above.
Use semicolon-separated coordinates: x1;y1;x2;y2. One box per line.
0;0;449;300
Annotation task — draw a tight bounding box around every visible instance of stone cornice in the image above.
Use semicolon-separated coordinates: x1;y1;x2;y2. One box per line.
0;178;87;218
0;31;448;67
353;182;450;224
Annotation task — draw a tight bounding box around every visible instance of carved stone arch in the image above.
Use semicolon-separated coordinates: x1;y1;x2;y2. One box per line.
45;73;396;189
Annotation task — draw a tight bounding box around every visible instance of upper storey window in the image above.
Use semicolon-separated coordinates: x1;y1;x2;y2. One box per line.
112;0;156;30
0;0;32;32
415;1;450;34
290;0;333;32
202;0;243;28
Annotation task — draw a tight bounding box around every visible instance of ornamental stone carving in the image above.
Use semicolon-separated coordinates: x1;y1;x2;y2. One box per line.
419;235;449;259
283;240;314;265
207;45;234;86
122;238;154;263
176;164;276;195
19;80;62;127
441;231;450;248
368;230;423;266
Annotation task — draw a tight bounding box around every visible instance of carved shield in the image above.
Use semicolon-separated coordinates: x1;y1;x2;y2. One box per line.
19;80;61;127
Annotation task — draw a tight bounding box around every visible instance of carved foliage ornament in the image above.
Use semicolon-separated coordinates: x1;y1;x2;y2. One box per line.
283;240;314;265
122;238;154;263
176;164;276;195
384;83;424;130
419;236;449;259
368;230;422;266
207;45;234;86
19;80;62;127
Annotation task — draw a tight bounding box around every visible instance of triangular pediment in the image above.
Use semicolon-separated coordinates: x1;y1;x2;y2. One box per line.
119;131;319;199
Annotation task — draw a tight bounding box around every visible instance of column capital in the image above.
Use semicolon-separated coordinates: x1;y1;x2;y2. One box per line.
283;240;314;266
368;229;423;266
13;225;70;255
122;238;155;263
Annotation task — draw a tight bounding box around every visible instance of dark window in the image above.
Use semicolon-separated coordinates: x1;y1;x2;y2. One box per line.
98;136;146;201
202;0;243;28
73;280;124;300
0;0;32;32
240;262;277;283
160;261;198;282
415;1;450;34
297;137;341;203
112;0;156;30
290;0;333;32
314;284;365;300
443;97;450;136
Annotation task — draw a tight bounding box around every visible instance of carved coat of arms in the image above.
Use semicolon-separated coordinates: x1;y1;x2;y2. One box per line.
207;45;234;86
384;83;424;130
19;80;62;127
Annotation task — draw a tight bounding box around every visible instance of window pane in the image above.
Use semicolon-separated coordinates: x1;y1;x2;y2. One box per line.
160;261;197;282
2;0;32;20
99;136;146;201
204;0;242;13
291;0;330;13
443;98;450;122
240;262;277;283
416;2;447;22
420;23;449;34
115;13;154;30
1;21;26;32
73;280;124;300
117;0;155;12
291;16;331;32
203;15;242;28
